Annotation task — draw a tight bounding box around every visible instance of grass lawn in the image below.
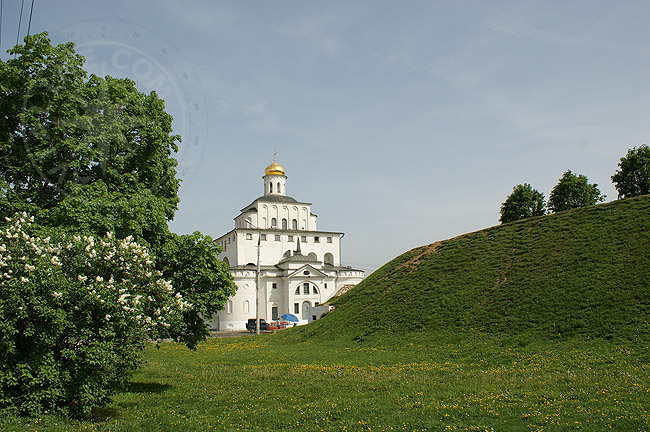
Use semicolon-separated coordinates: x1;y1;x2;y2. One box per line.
3;331;649;432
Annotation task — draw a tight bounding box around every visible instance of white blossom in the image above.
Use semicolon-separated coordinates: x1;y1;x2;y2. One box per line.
20;276;29;283
78;275;88;282
161;280;173;292
104;314;111;321
53;292;63;299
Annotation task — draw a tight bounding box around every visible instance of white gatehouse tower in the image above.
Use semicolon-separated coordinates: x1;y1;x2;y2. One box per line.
211;158;365;330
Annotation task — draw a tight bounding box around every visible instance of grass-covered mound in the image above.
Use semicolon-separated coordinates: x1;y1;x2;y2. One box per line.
300;195;650;343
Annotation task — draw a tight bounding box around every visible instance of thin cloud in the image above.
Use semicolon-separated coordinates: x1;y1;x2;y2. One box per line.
485;14;647;55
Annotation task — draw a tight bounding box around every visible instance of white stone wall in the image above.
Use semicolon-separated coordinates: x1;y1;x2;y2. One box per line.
216;229;342;267
212;269;363;331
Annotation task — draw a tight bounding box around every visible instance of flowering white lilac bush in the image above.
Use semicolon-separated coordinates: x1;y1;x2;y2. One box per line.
0;213;192;416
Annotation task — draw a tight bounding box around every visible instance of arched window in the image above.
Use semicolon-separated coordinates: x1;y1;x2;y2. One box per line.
226;300;233;314
282;218;288;230
243;300;250;314
313;286;319;294
295;287;300;295
269;182;273;193
292;219;298;230
277;182;281;194
223;257;230;266
324;253;334;266
271;218;277;228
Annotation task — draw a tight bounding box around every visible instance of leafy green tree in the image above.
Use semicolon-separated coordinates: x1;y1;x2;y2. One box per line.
0;32;236;414
611;144;650;199
159;232;235;349
0;33;179;250
500;183;546;223
547;170;605;213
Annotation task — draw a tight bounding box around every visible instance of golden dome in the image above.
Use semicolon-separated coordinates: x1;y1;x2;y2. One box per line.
264;158;285;176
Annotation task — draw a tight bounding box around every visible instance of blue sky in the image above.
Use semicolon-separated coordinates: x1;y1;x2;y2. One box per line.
3;1;650;272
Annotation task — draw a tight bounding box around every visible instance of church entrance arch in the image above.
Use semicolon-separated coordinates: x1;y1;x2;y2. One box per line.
301;301;311;320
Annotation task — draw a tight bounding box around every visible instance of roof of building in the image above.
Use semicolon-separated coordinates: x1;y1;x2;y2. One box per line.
257;195;299;203
228;263;365;274
278;253;318;264
239;195;312;213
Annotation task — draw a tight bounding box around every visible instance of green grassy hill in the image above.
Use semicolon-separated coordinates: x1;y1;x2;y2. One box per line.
302;195;650;343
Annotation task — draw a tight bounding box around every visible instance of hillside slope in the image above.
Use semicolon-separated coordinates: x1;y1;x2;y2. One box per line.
303;196;650;342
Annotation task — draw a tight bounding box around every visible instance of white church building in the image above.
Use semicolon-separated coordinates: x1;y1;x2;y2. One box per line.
211;159;365;331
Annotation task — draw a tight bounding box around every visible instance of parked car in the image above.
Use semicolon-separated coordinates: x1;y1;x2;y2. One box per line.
246;318;270;332
268;321;289;330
